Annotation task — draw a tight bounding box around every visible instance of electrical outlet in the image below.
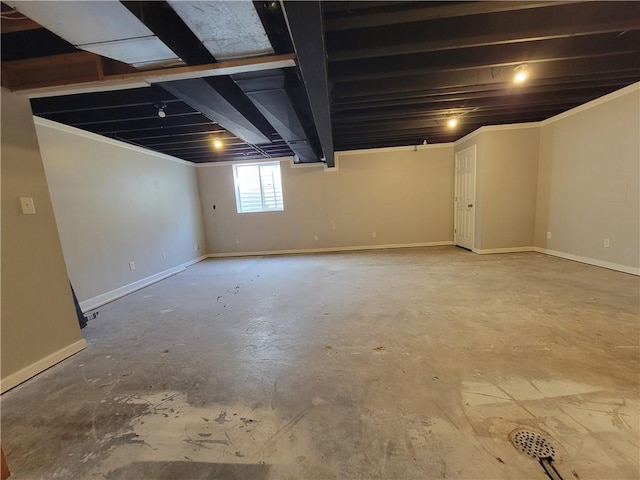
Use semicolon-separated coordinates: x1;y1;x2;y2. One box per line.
129;261;135;270
162;252;167;259
331;221;336;230
236;239;240;245
604;238;610;248
314;235;319;241
372;232;377;238
546;232;552;239
20;197;36;215
194;244;201;251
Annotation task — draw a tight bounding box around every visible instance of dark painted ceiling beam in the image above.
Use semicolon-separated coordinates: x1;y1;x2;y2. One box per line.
332;82;631;113
325;1;579;31
327;3;640;61
161;78;272;145
281;1;334;167
86;115;214;135
30;85;178;114
333;110;570;138
43;102;197;126
329;32;640;83
119;126;227;142
123;0;280;147
331;54;640;99
330;20;640;62
333;96;605;125
330;73;640;110
234;70;319;163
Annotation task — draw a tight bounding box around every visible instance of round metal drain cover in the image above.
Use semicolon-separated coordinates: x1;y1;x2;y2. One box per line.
510;429;556;460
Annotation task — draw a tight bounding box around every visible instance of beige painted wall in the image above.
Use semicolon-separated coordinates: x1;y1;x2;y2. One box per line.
1;88;85;389
480;127;539;250
453;125;539;251
197;145;454;254
535;85;640;270
35;119;206;305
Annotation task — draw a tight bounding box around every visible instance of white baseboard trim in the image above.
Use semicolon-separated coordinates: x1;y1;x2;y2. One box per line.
79;255;208;312
533;247;640;276
471;246;535;254
1;339;87;393
208;241;454;258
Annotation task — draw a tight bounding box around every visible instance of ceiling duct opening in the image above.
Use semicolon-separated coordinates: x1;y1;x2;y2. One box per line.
5;1;182;69
166;0;321;162
234;69;319;163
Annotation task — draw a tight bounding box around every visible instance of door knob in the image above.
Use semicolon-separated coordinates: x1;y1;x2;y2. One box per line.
468;203;473;207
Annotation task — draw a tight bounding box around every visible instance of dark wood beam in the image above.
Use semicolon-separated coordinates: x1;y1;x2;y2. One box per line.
325;1;579;31
329;33;640;83
331;54;640;99
331;74;640;110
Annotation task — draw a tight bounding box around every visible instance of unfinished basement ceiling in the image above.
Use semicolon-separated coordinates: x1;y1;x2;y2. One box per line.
2;1;640;162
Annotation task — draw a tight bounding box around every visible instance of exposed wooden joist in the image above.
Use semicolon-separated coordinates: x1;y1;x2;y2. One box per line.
333;96;602;125
331;54;640;99
329;19;640;61
329;32;640;83
330;74;640;110
0;13;42;33
2;52;296;98
325;1;579;31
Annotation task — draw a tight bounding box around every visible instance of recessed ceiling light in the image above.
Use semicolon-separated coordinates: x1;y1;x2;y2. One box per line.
514;64;528;84
447;118;458;128
212;138;223;150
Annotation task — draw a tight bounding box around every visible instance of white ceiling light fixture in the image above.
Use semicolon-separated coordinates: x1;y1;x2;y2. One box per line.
157;104;166;118
514;64;529;84
447;117;458;128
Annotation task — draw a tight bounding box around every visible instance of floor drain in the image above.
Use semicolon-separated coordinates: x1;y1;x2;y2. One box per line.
510;428;564;480
511;429;556;459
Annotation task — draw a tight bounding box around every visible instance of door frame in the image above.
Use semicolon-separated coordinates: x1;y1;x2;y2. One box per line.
454;144;477;250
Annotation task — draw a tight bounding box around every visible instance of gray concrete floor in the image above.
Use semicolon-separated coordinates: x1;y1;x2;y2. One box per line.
2;247;639;480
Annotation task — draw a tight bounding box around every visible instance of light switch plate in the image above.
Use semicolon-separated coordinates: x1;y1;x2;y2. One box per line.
20;197;36;214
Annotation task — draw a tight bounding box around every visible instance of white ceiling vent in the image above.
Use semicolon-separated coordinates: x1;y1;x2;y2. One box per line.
168;1;273;60
5;1;182;69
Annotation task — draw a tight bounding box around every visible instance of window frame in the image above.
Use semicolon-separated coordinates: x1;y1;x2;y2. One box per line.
232;161;284;214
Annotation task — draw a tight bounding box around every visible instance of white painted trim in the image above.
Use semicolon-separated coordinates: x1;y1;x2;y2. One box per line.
337;143;454;157
208;241;454;258
34;116;194;167
79;255;208;312
540;82;640;126
289;158;324;168
471;246;535;254
533;247;640;276
195;156;294;168
1;339;87;393
454;122;541;146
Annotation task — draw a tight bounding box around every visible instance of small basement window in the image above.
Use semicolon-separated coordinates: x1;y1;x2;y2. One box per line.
233;162;284;213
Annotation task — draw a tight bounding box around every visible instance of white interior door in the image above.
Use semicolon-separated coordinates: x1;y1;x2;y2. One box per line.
454;145;476;250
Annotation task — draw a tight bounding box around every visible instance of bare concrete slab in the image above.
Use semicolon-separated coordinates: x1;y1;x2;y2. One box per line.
2;247;638;479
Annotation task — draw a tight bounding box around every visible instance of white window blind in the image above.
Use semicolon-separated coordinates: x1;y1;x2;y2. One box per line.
233;162;284;213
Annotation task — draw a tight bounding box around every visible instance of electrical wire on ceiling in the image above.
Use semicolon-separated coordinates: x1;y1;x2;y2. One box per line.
1;7;27;20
